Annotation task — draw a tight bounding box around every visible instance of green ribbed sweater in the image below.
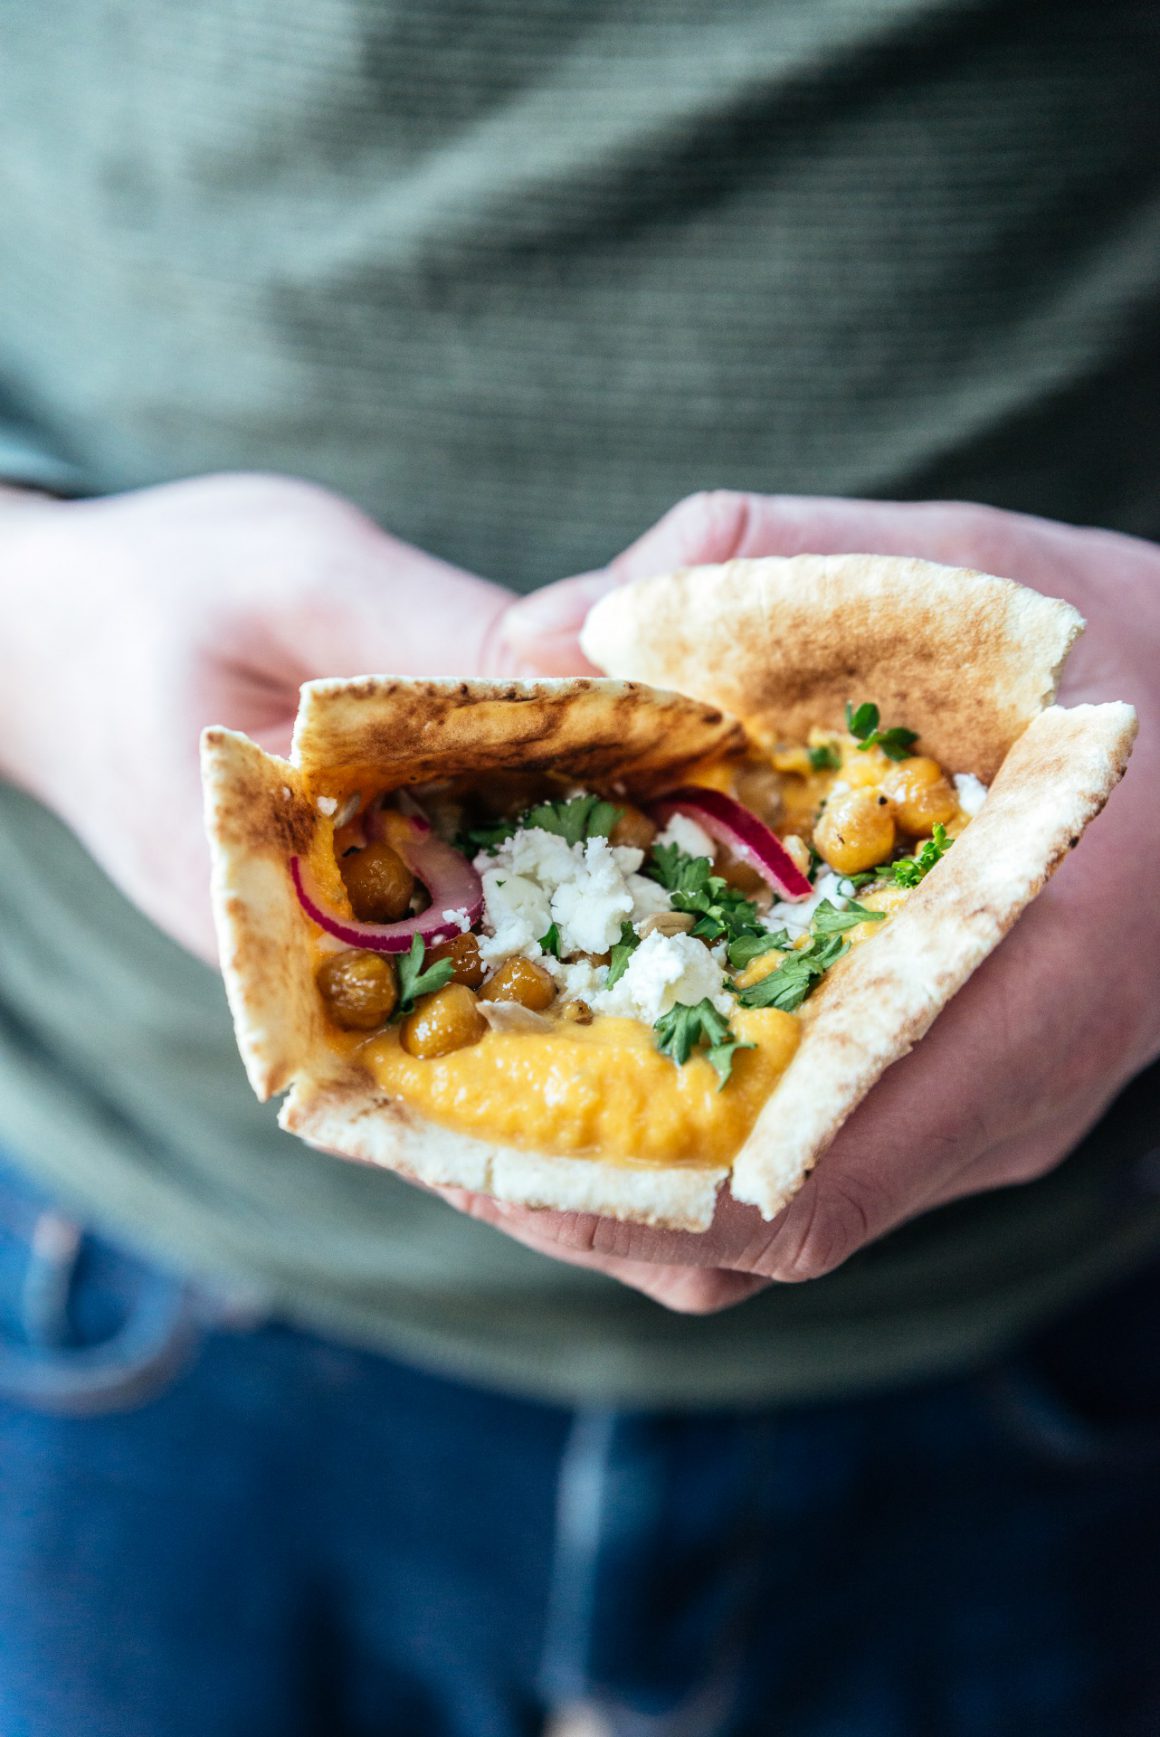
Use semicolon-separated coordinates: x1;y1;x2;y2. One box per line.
1;0;1158;1404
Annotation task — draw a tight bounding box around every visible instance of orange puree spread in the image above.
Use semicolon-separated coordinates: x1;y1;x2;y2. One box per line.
359;1007;799;1168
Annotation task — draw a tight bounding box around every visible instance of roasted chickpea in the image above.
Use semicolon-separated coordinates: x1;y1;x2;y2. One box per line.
813;788;896;875
560;999;593;1024
401;983;486;1057
881;756;957;836
609;803;658;852
427;931;485;988
339;841;415;923
479;956;557;1011
316;950;399;1030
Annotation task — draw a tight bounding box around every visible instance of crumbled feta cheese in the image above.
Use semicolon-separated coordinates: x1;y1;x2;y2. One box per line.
477;825;671;966
628;873;672;924
543;957;607;1003
316;795;338;817
595;930;731;1024
550;837;637;955
767;870;852;937
477;871;552;965
655;812;716;861
953;772;988;818
441;907;472;933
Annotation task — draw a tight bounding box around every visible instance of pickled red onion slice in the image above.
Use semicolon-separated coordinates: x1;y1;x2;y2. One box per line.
651;786;813;902
290;810;482;953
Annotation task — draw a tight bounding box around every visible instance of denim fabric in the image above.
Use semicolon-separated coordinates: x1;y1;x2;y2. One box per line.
0;1160;1157;1737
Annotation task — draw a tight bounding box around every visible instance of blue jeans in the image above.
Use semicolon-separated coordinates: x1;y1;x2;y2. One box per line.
0;1160;1158;1737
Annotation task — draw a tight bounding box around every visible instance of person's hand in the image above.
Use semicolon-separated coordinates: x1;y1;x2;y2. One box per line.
445;491;1160;1313
0;473;516;961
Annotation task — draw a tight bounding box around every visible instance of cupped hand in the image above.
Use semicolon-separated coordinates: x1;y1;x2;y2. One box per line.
0;474;516;961
457;491;1160;1312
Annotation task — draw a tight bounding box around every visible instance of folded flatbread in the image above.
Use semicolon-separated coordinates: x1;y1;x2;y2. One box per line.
204;556;1135;1229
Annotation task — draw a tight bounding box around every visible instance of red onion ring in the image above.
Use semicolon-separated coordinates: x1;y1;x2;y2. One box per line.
291;808;483;953
651;786;813;902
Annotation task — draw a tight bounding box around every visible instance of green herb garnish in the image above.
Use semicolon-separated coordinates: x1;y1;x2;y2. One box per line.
522;794;623;847
808;742;841;772
646;845;766;947
845;701;919;763
727;929;792;970
735;932;849;1012
875;822;953;887
394;935;455;1015
810;897;887;936
653;998;754;1089
459;819;518;853
538;922;562;958
604;921;640;989
461;793;623;855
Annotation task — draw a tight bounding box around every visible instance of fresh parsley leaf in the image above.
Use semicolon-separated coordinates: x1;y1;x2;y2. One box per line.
810;897;887;936
522;794;623;847
645;844;766;947
646;841;703;894
844;699;919;763
459;819;517;854
394;935;455;1015
538;922;562;958
727;929;791;970
875;727;920;763
736;933;849;1012
808;742;841;772
460;793;623;855
875;822;953;887
845;700;879;740
653;998;752;1090
705;1037;755;1089
604;921;640;989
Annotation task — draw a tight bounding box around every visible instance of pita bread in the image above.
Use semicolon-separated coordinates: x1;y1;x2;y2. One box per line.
204;570;1134;1231
203;678;740;1230
581;554;1084;781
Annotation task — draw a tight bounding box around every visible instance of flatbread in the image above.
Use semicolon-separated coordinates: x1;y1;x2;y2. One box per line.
729;701;1136;1216
580;554;1084;781
204;571;1134;1231
203;677;740;1231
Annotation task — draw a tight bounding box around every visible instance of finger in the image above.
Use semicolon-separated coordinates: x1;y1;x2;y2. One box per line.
231;529;516;688
431;1188;766;1313
497;571;612;676
500;491;1032;677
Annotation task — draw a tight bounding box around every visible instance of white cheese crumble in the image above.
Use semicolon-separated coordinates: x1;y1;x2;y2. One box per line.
441;907;473;933
316;795;338;817
475;828;663;964
953;772;989;817
767;870;853;937
595;930;731;1024
654;812;716;861
474;819;734;1021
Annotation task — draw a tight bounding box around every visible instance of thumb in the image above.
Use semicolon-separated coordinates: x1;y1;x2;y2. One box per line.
501;490;848;676
501;489;1011;677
